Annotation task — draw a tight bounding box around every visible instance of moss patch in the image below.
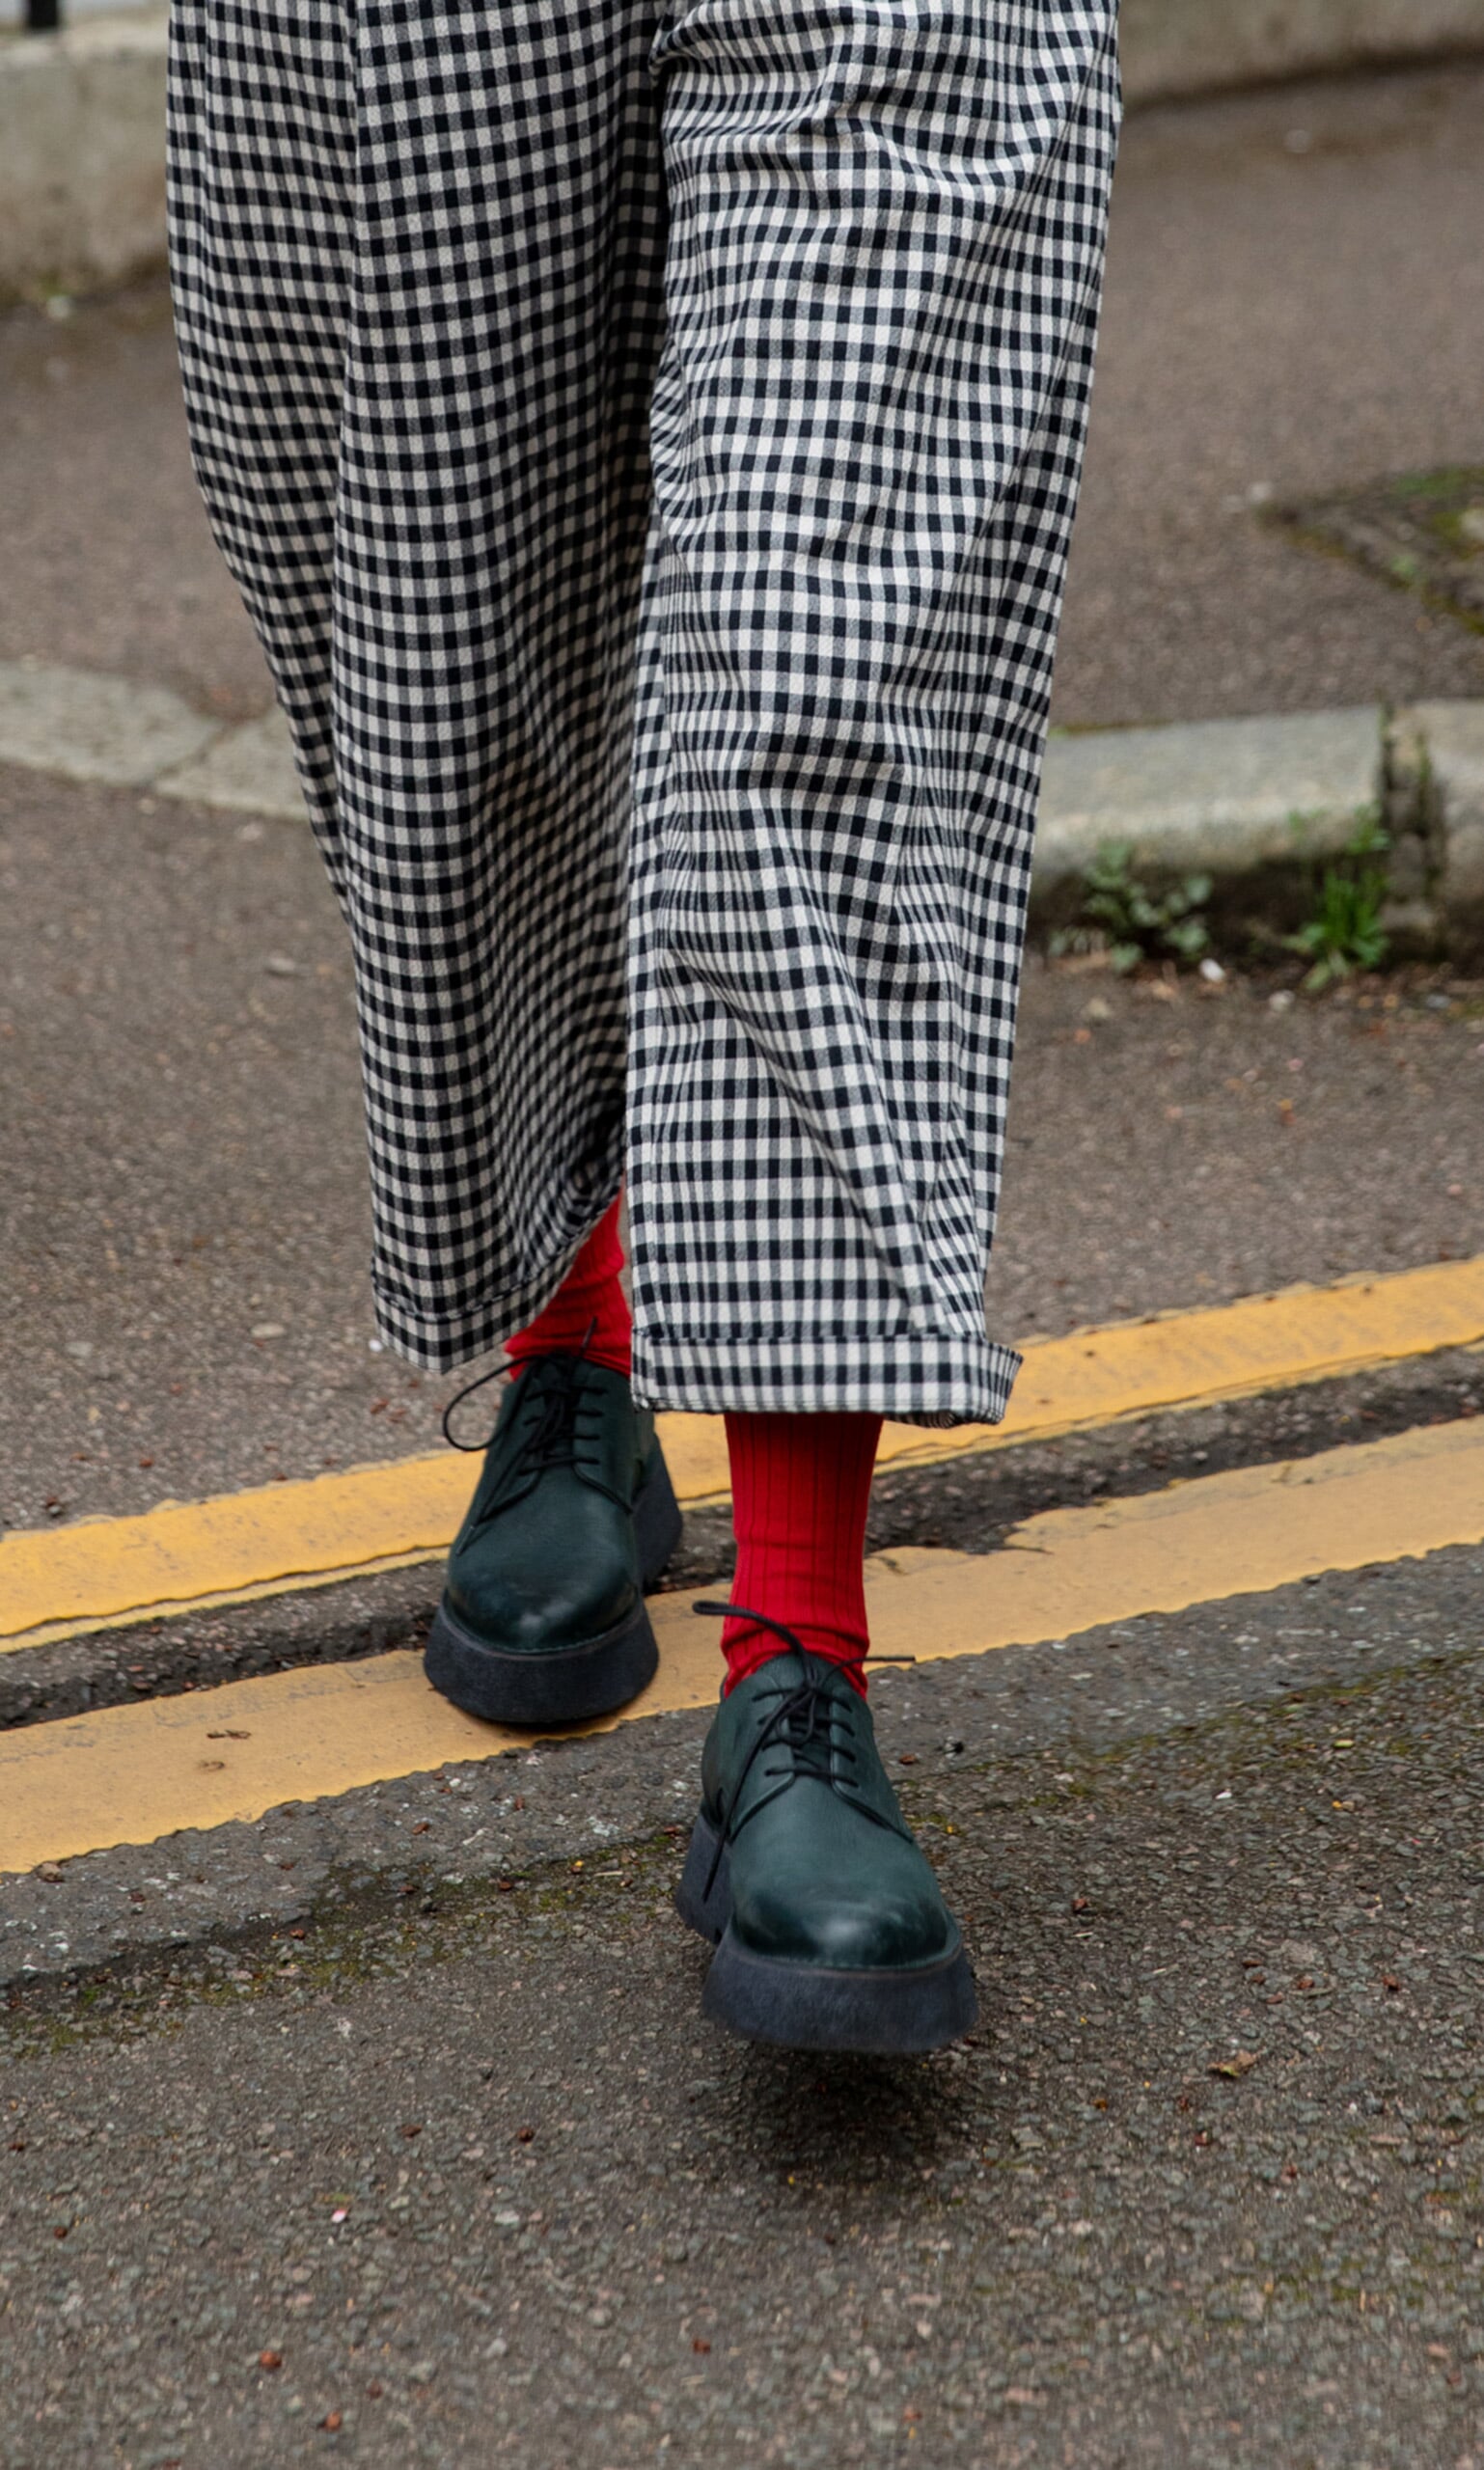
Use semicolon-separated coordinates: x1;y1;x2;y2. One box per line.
1266;465;1484;635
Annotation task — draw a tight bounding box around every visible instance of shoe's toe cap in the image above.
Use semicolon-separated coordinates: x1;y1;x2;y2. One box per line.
733;1873;957;1972
446;1551;637;1654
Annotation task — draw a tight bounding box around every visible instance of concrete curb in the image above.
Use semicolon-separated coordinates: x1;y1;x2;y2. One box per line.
154;702;307;821
1037;708;1382;930
1121;0;1484;104
0;658;307;819
3;3;1482;303
0;655;217;785
1387;700;1484;950
4;657;1482;952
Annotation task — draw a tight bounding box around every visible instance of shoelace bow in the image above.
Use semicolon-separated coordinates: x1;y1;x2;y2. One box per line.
441;1322;614;1515
691;1603;911;1898
441;1313;602;1451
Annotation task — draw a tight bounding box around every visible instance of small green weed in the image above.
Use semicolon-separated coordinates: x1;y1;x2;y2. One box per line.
1283;810;1390;992
1051;837;1212;974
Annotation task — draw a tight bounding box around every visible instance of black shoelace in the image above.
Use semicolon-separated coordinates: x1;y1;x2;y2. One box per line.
441;1323;614;1525
691;1603;909;1898
440;1317;601;1455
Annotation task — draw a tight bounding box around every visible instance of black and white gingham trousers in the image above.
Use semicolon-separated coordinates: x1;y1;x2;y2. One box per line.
167;0;1118;1424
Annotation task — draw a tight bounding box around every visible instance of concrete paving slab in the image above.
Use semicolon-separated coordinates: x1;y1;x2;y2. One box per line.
156;703;308;824
0;655;217;785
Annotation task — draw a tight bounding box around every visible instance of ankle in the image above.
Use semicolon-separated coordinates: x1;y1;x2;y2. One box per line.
505;1197;632;1379
720;1409;881;1698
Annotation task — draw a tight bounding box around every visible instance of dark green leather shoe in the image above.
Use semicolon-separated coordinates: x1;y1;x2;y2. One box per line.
424;1355;681;1727
675;1611;976;2052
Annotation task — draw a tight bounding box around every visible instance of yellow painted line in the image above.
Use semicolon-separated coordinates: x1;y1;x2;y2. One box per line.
4;1413;1482;1875
4;1252;1483;1652
884;1255;1484;1466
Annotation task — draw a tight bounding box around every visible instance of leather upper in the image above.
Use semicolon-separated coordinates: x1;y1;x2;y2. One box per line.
701;1652;960;1972
444;1356;657;1655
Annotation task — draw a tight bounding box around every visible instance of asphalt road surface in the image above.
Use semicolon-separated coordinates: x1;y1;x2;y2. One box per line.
4;1551;1483;2470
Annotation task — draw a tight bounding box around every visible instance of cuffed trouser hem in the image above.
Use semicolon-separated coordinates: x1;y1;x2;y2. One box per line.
629;1330;1022;1429
370;1215;619;1373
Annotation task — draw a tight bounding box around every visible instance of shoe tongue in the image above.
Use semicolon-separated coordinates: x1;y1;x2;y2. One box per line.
512;1347;589;1391
490;1352;586;1480
739;1646;853;1704
798;1650;856;1695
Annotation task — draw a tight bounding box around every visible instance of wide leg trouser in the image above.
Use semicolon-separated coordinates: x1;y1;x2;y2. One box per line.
167;0;1119;1423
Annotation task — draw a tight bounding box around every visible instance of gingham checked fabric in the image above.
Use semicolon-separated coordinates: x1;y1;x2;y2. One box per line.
167;0;1119;1424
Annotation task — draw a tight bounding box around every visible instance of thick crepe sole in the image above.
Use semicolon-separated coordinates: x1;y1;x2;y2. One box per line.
675;1811;977;2055
423;1450;682;1726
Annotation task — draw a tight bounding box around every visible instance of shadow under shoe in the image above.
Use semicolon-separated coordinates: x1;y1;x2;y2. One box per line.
425;1354;681;1726
676;1634;977;2054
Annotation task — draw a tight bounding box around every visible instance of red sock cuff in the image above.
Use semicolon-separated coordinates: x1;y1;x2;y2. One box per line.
505;1196;632;1379
721;1410;882;1696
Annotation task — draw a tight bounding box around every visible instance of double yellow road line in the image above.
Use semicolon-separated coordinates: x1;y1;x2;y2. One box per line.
2;1255;1482;1875
6;1255;1483;1653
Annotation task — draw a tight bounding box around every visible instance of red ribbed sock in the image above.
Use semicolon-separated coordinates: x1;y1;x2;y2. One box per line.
505;1197;632;1380
721;1411;883;1696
